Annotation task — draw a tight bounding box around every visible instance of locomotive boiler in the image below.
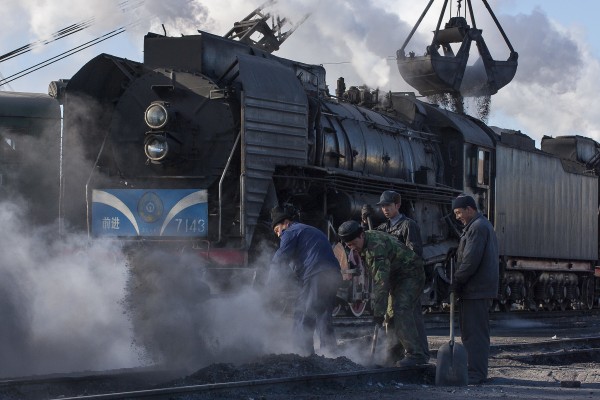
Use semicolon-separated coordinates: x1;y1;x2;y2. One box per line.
56;28;600;313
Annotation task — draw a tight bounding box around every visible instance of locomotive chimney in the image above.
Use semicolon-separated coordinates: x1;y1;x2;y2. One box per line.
336;77;346;99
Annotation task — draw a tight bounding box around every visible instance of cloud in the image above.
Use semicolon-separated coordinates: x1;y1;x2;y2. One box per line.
500;8;583;93
490;7;600;141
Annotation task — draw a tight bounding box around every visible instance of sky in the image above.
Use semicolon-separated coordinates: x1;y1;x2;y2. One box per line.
1;0;599;145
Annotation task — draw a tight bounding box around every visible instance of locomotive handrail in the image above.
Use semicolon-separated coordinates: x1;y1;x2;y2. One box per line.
218;131;241;243
84;129;110;237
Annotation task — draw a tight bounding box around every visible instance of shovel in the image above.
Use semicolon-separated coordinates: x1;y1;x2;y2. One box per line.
368;323;379;365
435;257;468;386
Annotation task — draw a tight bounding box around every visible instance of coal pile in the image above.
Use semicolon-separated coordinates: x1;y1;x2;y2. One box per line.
176;353;366;385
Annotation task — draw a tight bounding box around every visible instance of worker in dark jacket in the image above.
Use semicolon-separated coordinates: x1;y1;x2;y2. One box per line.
362;190;430;363
452;194;499;384
338;220;427;366
362;190;422;255
269;206;342;356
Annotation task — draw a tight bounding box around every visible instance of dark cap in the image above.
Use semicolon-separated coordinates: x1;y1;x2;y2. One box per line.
337;220;363;242
271;206;294;229
376;190;401;206
452;195;477;210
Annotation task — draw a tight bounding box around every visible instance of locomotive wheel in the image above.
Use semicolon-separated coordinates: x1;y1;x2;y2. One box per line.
558;300;570;311
349;300;367;317
332;303;346;317
526;299;539;312
583;278;595;310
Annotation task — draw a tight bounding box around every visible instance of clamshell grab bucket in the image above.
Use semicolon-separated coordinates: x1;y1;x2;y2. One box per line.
397;1;518;97
397;26;517;97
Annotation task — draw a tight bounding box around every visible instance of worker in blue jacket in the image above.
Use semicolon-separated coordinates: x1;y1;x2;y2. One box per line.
269;206;342;355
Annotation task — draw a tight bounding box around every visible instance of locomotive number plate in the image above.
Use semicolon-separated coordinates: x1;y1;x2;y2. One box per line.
91;189;208;237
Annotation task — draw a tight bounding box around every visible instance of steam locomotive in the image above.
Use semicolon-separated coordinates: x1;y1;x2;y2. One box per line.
3;28;599;315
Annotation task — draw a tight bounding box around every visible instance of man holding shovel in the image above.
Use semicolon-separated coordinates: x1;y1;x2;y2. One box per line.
451;194;499;384
338;220;427;367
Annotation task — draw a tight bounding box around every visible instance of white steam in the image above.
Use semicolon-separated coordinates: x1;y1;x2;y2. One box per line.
0;200;141;378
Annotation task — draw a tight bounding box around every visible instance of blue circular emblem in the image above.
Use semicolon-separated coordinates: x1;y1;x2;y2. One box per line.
138;192;163;223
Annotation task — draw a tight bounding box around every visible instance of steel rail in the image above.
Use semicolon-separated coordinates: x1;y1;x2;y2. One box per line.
48;366;430;400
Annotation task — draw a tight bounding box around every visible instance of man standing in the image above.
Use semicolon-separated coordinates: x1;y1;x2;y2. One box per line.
451;194;499;384
363;190;422;256
338;220;428;366
269;206;342;356
362;190;430;363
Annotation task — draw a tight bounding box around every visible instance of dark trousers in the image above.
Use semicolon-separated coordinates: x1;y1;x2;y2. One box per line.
293;268;342;355
386;278;428;362
458;298;491;381
387;298;430;362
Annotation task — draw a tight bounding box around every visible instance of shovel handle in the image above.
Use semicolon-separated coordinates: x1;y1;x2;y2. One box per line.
449;291;456;345
369;324;379;362
449;257;456;344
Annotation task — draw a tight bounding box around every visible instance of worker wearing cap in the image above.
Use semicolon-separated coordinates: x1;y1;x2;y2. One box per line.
451;194;499;384
362;190;422;256
338;220;427;367
361;190;430;363
269;206;342;356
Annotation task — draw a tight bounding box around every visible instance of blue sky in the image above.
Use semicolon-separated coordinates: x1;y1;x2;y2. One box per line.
2;0;599;145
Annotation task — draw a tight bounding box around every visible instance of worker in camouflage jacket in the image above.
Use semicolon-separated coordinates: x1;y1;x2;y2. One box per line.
361;190;429;362
338;220;428;366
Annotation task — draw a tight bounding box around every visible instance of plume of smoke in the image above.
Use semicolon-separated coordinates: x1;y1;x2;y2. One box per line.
499;8;582;94
0;201;141;378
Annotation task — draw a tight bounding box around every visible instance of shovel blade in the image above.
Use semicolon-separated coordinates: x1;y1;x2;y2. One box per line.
435;341;468;386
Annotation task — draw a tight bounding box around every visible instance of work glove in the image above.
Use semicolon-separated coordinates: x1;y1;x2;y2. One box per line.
361;204;374;225
373;315;385;326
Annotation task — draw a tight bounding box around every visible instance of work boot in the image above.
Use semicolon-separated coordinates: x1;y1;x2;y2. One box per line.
395;357;428;367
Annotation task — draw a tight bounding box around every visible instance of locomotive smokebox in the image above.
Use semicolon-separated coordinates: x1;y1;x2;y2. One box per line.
327;191;383;226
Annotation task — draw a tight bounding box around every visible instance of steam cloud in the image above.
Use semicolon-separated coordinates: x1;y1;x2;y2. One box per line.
0;200;140;378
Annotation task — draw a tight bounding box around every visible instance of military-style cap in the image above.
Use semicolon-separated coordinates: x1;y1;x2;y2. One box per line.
376;190;401;206
338;220;363;242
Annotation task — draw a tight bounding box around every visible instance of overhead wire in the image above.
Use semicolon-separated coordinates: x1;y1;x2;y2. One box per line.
0;19;96;64
0;27;123;86
0;0;145;87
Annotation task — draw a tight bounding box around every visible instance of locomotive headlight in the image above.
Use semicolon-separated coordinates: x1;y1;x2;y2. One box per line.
144;135;169;161
144;103;169;129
